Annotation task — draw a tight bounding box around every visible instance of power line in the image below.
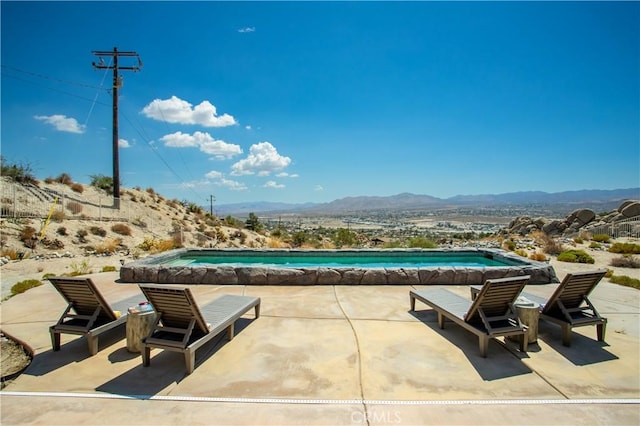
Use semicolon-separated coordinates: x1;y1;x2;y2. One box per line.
1;64;106;90
3;61;208;205
0;72;111;106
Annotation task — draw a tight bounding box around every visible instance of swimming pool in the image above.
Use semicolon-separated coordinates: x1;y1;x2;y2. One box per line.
120;248;557;285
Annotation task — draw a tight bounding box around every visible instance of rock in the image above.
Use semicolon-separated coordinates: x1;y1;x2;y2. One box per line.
568;209;596;226
620;201;640;218
618;200;636;212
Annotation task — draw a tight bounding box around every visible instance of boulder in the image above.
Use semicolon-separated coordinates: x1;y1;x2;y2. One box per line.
542;220;565;236
620;201;640;218
618;200;636;212
568;208;596;226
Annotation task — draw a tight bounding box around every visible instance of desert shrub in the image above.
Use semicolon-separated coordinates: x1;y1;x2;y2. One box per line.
514;249;528;257
44;177;55;184
543;238;564;255
557;249;595;264
19;225;37;242
51;210;66;222
502;239;516;251
90;174;114;195
0;157;37;184
111;223;131;236
76;229;88;243
610;255;640;269
609;243;640;255
529;252;547;262
609;275;640;289
56;227;67;236
42;273;56;280
573;237;584;244
66;201;83;214
55;173;73;185
146;187;156;196
11;279;42;295
1;248;19;260
42;238;64;249
89;226;107;237
129;194;138;202
268;238;289;248
95;238;121;254
69;259;91;276
217;228;228;242
592;234;611;243
589;242;601;249
137;237;176;253
70;182;84;193
102;266;117;272
408;237;438;249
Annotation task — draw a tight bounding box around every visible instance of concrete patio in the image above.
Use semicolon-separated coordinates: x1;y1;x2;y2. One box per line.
1;266;639;425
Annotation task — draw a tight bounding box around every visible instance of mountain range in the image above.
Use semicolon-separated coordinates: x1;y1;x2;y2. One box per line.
214;188;640;216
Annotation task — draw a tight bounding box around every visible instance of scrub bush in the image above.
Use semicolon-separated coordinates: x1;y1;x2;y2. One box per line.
609;243;640;255
609;275;640;289
11;279;42;296
557;249;595;264
592;234;611;243
111;223;131;236
610;255;640;268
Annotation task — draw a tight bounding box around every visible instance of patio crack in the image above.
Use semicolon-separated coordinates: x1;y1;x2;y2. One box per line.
333;286;370;426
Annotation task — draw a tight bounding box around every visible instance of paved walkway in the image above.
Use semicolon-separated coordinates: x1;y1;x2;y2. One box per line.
1;267;639;425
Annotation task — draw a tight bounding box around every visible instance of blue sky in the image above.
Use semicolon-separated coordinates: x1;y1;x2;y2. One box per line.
2;1;638;206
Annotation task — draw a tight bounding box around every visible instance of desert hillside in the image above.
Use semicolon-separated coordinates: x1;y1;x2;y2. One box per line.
0;177;274;296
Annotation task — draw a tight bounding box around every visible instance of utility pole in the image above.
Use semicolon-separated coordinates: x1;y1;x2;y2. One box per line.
209;195;216;216
92;47;142;208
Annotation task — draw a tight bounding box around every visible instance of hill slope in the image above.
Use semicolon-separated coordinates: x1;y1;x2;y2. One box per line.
0;178;271;260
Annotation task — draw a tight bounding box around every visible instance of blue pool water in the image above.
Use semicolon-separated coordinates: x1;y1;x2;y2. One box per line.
164;254;516;269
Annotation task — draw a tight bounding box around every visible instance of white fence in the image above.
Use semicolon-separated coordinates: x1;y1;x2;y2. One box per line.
1;181;132;222
584;216;640;239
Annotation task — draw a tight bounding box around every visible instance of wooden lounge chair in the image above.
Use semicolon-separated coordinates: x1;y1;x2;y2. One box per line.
410;275;530;357
521;270;608;346
139;285;261;374
49;276;141;355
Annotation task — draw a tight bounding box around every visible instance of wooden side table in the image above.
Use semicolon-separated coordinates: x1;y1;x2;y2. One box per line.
126;310;157;353
510;301;539;344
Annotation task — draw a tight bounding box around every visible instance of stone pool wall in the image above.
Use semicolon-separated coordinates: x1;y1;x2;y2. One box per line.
119;248;558;285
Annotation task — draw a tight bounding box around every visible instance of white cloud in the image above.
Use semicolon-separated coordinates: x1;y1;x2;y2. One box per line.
34;114;85;134
118;138;130;148
238;27;255;33
263;181;285;189
217;178;247;191
205;170;223;179
160;131;242;159
142;96;237;127
245;125;252;130
230;141;291;176
276;172;299;178
314;185;324;191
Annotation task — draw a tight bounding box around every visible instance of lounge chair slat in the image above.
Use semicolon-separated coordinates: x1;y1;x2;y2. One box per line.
521;270;607;346
48;277;142;355
139;285;260;374
410;275;529;357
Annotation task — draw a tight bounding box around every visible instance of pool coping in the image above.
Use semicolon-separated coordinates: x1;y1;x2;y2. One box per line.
119;248;558;285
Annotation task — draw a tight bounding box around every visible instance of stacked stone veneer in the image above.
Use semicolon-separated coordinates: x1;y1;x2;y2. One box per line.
120;249;557;285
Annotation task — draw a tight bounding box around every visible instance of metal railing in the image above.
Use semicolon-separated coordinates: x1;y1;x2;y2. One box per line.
1;181;131;222
583;216;640;239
